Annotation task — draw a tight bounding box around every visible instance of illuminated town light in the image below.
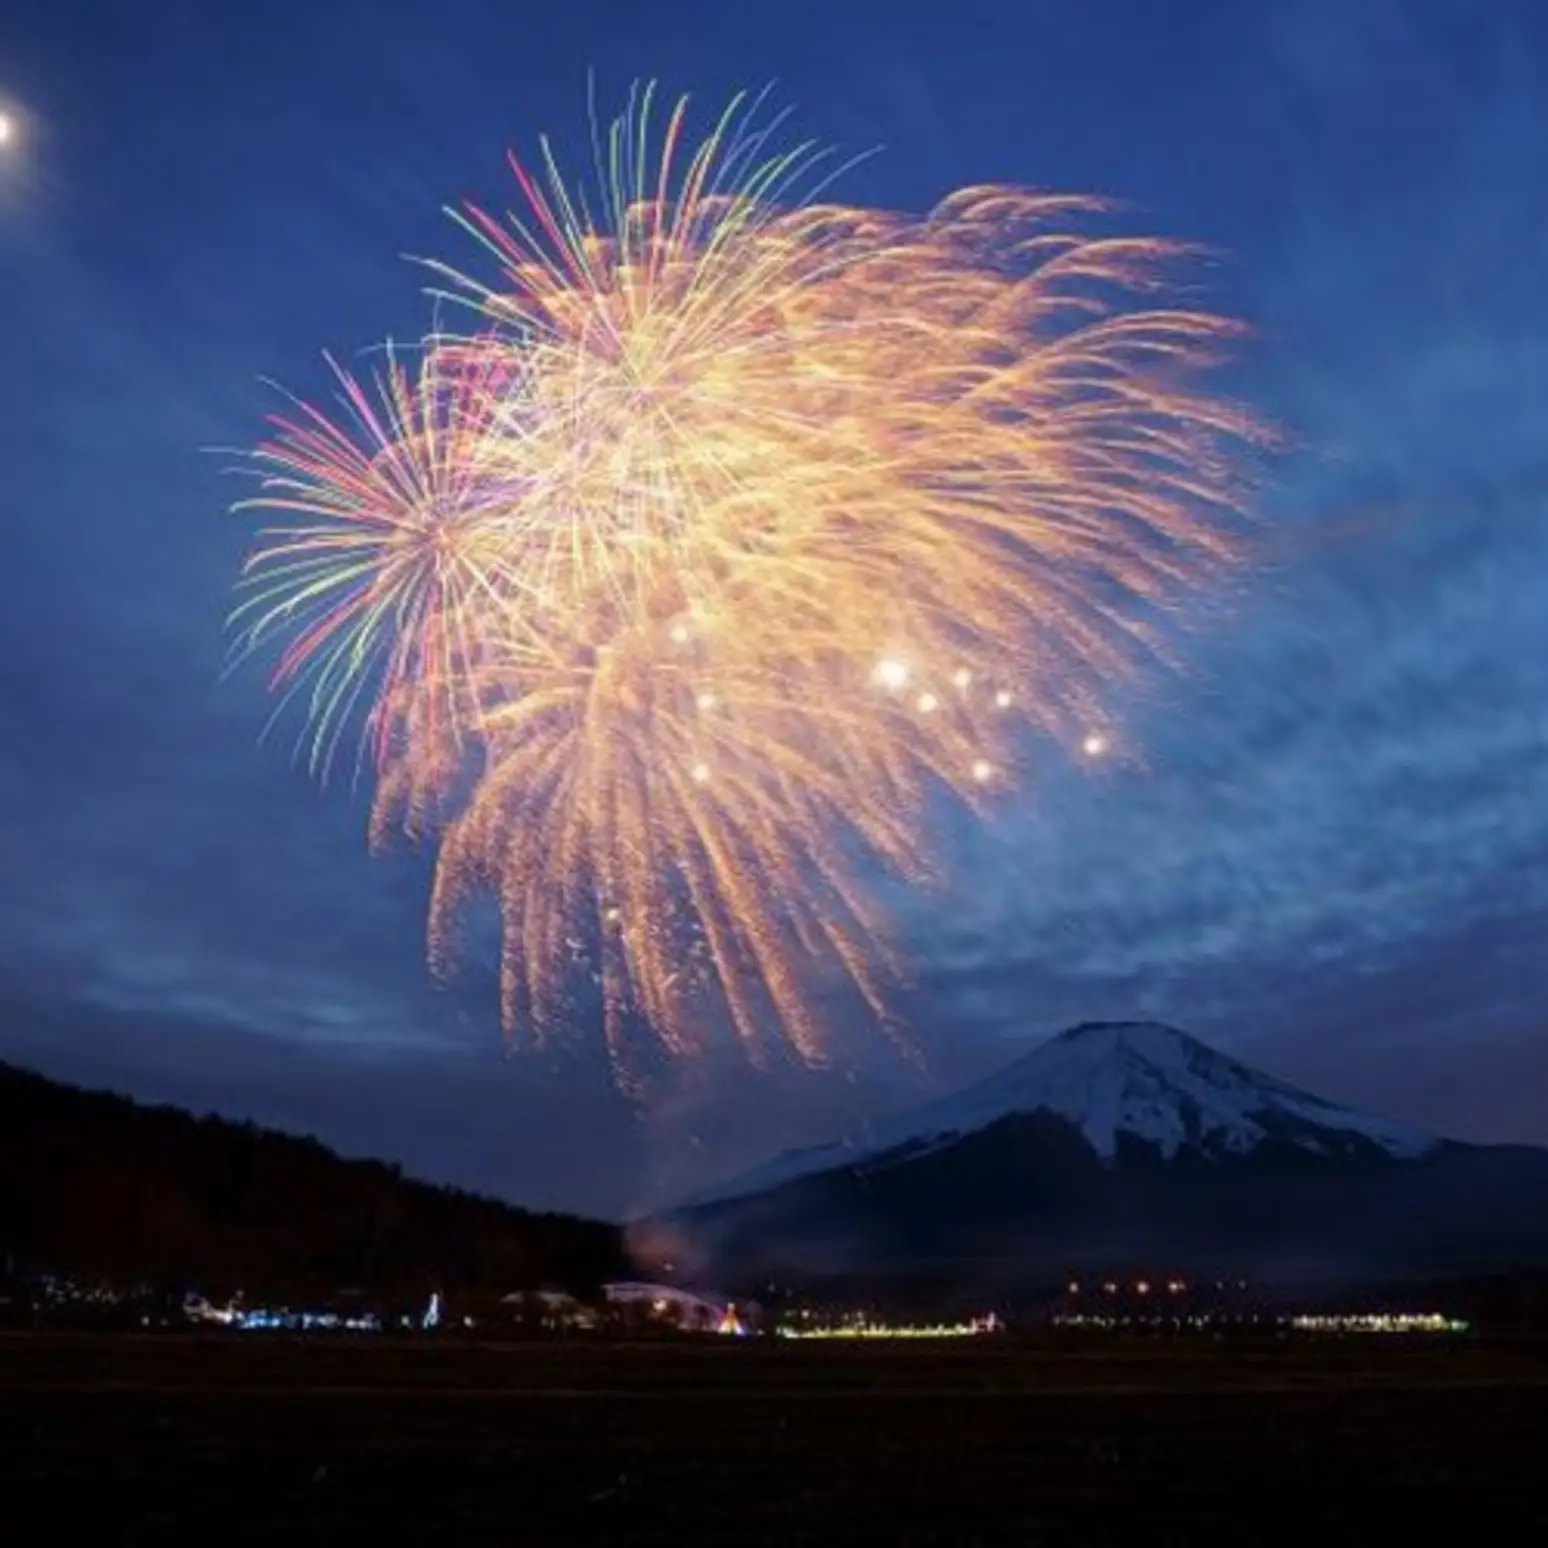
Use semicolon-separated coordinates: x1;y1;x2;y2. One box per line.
952;667;972;690
777;1313;1001;1340
917;692;938;714
873;657;910;690
1289;1312;1470;1335
994;689;1013;709
1081;731;1109;758
971;758;994;783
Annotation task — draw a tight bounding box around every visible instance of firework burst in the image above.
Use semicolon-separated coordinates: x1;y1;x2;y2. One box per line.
230;343;521;780
230;83;1264;1077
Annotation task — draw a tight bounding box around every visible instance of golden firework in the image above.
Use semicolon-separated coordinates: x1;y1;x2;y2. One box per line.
232;84;1263;1078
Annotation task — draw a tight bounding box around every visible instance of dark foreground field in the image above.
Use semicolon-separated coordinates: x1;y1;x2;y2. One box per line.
4;1332;1547;1543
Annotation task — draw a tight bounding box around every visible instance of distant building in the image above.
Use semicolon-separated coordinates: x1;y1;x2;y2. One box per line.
601;1281;750;1333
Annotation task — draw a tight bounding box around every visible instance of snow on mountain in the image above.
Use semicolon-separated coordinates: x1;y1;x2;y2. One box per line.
684;1021;1440;1209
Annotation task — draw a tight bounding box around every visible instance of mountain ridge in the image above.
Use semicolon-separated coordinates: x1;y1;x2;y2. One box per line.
686;1020;1440;1209
0;1058;628;1297
662;1023;1548;1290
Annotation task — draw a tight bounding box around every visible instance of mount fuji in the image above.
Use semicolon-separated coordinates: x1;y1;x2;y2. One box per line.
688;1022;1438;1207
660;1023;1548;1290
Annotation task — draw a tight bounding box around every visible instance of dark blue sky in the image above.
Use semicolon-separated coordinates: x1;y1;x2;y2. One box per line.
2;0;1546;1218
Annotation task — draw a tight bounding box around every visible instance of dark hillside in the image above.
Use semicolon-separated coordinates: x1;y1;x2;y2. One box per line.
0;1060;628;1299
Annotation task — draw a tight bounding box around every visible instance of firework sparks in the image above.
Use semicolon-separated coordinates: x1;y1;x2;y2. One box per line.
230;343;525;782
230;83;1263;1077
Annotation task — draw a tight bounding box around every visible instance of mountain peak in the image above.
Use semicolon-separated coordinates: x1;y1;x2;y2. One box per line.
1060;1019;1188;1037
1048;1020;1211;1054
683;1021;1441;1210
915;1019;1438;1164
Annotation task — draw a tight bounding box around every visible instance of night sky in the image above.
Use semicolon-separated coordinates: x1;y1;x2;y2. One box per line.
2;0;1546;1220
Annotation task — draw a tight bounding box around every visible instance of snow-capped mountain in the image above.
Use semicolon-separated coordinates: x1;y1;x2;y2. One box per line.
688;1021;1438;1208
660;1023;1548;1290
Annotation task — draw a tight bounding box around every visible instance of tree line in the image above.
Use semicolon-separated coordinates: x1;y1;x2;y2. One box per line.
0;1060;630;1303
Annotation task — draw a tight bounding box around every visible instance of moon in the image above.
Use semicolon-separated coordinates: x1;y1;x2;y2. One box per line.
0;114;13;146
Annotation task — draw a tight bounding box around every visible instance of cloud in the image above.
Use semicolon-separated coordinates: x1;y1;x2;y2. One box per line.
902;8;1548;1088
